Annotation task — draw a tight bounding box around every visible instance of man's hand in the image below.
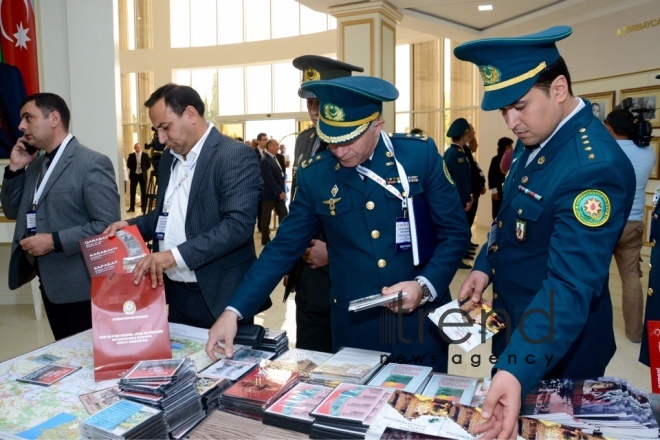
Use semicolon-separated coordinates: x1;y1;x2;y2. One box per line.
458;270;491;305
279;192;286;200
472;370;521;439
205;310;239;361
132;251;176;287
103;220;130;237
481;187;487;195
492;193;500;201
381;281;422;313
20;233;54;257
9;137;38;172
302;239;328;269
464;199;474;212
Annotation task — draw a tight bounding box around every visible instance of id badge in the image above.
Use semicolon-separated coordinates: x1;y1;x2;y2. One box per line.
487;218;497;253
395;217;411;252
154;212;169;240
26;210;37;235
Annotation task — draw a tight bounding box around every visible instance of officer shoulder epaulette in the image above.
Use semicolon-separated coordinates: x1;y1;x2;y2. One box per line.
300;148;333;169
388;132;430;142
575;127;605;167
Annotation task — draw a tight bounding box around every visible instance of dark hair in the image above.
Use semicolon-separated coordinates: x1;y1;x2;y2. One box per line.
534;56;573;97
21;93;71;130
604;109;634;138
497;137;514;155
410;128;424;135
257;132;268;141
144;83;205;117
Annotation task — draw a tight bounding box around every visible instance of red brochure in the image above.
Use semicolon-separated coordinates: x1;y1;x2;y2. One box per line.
79;225;149;277
647;320;660;394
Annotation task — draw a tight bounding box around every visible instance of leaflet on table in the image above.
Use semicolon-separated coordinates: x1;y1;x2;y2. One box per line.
427;298;506;352
367;363;432;393
91;273;171;382
17;364;81;386
348;291;408;312
79;224;149;277
265;383;333;422
310;347;389;383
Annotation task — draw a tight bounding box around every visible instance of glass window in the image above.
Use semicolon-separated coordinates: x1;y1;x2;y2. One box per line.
173;69;192;86
300;4;327;35
219;67;245;116
272;62;300;113
191;69;218;119
170;0;191;48
245;0;270;42
126;0;135;50
272;0;299;39
246;65;272;114
190;0;217;47
217;0;243;45
395;44;411;112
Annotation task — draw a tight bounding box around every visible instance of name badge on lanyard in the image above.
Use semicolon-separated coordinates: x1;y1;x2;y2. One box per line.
154;212;169;241
395;216;411;252
26;210;37;235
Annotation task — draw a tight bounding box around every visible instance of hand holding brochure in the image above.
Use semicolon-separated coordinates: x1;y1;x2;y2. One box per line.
348;291;408;312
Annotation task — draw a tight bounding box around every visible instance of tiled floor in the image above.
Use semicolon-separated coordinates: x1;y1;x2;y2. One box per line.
0;224;652;392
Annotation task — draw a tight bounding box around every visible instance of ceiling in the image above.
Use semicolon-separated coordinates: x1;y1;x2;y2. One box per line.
297;0;653;42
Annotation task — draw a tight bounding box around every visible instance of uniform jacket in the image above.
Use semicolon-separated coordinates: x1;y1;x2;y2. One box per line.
229;133;470;368
463;145;485;199
473;102;635;395
129;127;266;319
488;152;506;196
1;138;120;302
127;151;151;179
443;143;471;206
640;196;660;366
260;153;285;202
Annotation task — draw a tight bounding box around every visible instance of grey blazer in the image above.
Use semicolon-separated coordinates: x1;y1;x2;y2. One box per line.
129;127;266;320
1;137;121;303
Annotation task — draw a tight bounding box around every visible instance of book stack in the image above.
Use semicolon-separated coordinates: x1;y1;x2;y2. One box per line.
309;383;394;439
262;382;333;434
79;399;168;439
265;348;333;381
308;347;388;386
252;328;289;356
199;348;275;381
195;375;231;412
217;367;299;420
117;358;205;439
419;373;479;405
367;363;432;393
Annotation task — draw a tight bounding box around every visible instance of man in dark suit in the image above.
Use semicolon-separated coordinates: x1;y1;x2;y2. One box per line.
206;76;470;370
454;27;635;438
284;55;363;352
106;83;267;329
259;138;288;245
1;92;120;340
0;62;28;158
126;142;151;213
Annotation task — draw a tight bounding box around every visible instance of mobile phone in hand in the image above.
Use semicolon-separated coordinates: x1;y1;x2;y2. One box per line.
19;140;38;155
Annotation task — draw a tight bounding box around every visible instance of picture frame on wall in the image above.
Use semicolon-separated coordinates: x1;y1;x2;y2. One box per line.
620;86;660;128
580;91;615;123
645;205;655;247
651;137;660;180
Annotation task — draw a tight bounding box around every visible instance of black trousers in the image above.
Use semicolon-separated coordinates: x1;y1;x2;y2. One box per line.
39;279;92;341
260;199;288;244
164;277;217;328
129;174;147;211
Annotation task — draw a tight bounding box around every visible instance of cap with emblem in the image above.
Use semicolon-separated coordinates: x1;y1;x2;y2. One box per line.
453;26;572;111
292;55;364;99
301;76;399;144
446;118;470;138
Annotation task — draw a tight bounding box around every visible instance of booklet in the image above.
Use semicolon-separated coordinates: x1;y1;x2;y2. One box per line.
79;224;149;277
427;297;506;352
420;373;479;405
78;386;121;414
17;364;81;387
348;291;408;312
367;363;432;393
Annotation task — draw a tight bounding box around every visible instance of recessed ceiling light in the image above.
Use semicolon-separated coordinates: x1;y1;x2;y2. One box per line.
478;4;493;11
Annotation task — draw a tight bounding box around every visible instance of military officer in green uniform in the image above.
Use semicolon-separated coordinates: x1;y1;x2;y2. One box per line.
454;26;635;439
206;75;470;371
443;118;473;211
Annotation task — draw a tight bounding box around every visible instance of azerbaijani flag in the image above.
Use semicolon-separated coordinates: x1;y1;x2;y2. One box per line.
1;0;39;94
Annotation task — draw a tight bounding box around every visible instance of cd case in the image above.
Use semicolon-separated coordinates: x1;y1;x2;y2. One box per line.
348;291;408;312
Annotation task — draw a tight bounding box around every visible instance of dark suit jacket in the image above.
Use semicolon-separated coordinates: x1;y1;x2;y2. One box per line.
128;127;267;319
488;153;506;196
127;151;151;179
260;153;285;202
275;153;286;173
1;138;120;302
0;63;27;157
462;145;485;199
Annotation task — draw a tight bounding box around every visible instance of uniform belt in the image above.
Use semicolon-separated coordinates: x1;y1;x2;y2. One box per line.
165;278;200;290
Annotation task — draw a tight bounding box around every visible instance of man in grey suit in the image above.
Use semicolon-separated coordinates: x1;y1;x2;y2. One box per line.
1;93;120;340
106;83;267;329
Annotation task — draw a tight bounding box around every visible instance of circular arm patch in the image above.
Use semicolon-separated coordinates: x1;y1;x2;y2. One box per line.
573;189;610;227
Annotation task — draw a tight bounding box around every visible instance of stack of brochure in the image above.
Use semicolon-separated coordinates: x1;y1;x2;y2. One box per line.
252;328;289;356
199;347;275;381
217;367;299;420
262;382;333;433
308;347;388;386
118;358;205;439
366;363;432;393
265;348;333;381
309;383;393;439
79;399;168;439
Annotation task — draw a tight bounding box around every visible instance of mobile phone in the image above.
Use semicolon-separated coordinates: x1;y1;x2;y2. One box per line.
19;140;38;155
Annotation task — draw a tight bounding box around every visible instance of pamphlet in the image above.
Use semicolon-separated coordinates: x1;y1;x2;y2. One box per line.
79;224;149;277
367;363;432;393
427;298;506;352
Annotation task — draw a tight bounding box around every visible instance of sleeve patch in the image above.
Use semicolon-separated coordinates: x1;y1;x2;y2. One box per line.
573;189;610;227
